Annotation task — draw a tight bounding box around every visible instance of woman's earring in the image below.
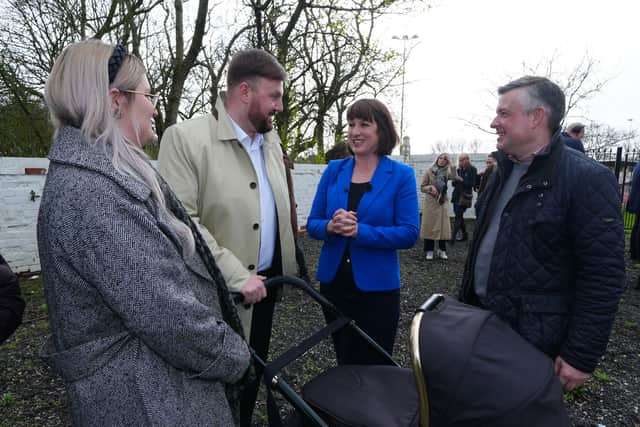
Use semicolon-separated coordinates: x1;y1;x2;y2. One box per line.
113;108;122;119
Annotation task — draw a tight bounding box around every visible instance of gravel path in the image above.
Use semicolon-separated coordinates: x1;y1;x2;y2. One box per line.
1;232;639;426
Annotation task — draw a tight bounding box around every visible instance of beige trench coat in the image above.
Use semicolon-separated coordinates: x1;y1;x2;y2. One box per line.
419;166;457;241
158;95;296;337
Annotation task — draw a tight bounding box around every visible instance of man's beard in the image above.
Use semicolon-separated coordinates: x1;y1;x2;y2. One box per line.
248;104;274;134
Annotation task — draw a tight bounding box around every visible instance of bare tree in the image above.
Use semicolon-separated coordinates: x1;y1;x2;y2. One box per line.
458;51;610;140
0;0;163;154
243;0;410;159
161;0;209;128
583;121;637;151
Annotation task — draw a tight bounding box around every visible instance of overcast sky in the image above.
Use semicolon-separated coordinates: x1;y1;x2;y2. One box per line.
377;0;640;154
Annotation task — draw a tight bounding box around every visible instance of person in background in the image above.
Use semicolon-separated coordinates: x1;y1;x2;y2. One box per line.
460;76;624;392
475;152;497;195
0;254;25;344
626;160;640;290
561;122;586;153
420;153;458;260
158;49;298;426
451;153;477;243
38;40;250;425
306;99;419;365
325;141;351;162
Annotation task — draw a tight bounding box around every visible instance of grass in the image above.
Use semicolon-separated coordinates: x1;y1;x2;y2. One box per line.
563;385;589;402
0;393;16;407
593;370;612;382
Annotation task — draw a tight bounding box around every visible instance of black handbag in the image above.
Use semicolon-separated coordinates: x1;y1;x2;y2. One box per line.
459;191;473;208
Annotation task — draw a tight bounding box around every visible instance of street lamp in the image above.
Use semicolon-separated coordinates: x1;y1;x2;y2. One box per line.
400;135;411;162
392;34;418;146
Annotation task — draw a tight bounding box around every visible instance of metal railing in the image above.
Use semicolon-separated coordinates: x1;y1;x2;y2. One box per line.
586;147;640;231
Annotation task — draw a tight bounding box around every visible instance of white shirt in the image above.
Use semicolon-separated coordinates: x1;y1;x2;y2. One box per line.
229;118;277;272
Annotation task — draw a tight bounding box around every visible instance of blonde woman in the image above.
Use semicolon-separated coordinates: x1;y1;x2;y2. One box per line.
420;153;459;259
37;40;250;425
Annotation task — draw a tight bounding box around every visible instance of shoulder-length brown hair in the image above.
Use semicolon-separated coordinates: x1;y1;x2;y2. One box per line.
346;99;399;156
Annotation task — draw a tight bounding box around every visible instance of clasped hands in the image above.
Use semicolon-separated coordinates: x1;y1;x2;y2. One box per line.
326;208;358;238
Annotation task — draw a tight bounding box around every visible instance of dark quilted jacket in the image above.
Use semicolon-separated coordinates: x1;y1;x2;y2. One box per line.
459;131;625;373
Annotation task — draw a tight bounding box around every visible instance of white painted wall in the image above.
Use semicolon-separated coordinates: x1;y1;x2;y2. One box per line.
1;155;489;272
0;157;49;273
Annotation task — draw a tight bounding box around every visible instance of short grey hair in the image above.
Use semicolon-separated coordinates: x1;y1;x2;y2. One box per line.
498;76;565;133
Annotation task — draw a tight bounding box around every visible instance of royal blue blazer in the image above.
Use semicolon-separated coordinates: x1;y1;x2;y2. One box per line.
306;156;420;291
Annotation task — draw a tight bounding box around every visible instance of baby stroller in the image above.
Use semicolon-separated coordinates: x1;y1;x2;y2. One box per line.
256;276;570;427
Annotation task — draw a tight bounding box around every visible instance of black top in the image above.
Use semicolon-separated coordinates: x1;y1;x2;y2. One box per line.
324;182;371;287
348;182;371;212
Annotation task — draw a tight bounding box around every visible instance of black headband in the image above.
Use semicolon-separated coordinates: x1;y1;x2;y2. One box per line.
108;44;128;84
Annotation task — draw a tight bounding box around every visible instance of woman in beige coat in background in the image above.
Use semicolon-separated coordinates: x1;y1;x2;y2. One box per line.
420;153;459;260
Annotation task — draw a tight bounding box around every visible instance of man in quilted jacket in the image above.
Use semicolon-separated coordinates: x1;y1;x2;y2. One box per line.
460;76;625;392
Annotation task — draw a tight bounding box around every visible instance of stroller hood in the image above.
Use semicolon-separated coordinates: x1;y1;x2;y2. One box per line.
420;296;569;427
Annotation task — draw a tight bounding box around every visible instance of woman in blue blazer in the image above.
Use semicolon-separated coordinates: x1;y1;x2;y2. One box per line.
306;99;419;364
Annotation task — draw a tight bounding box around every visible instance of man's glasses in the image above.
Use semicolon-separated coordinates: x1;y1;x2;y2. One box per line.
122;90;159;108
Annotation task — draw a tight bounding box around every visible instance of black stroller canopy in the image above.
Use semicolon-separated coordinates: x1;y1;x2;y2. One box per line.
421;297;570;427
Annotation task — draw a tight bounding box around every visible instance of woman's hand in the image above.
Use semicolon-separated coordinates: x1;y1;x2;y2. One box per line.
427;185;440;198
327;208;358;237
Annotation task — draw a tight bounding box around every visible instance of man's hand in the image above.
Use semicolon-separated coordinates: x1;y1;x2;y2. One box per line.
554;356;590;391
241;275;267;305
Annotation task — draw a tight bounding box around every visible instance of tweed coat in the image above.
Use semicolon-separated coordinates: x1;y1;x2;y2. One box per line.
419;165;456;241
158;95;296;336
38;127;250;426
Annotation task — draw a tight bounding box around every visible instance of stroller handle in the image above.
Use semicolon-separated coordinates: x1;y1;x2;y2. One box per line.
416;293;445;313
232;275;343;317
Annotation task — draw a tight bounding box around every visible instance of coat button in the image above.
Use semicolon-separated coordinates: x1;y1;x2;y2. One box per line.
253;223;259;230
542;181;549;186
250;182;257;189
538;193;544;198
526;184;532;190
248;264;255;271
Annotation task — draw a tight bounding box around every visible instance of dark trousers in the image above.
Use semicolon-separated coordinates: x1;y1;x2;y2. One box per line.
631;215;640;261
240;248;282;427
452;204;467;241
320;272;400;365
424;239;446;252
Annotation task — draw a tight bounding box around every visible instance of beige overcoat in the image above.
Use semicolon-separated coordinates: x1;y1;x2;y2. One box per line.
158;95;296;337
419;165;457;241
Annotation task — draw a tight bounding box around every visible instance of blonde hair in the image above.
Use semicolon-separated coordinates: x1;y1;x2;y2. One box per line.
433;152;451;167
45;39;195;255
